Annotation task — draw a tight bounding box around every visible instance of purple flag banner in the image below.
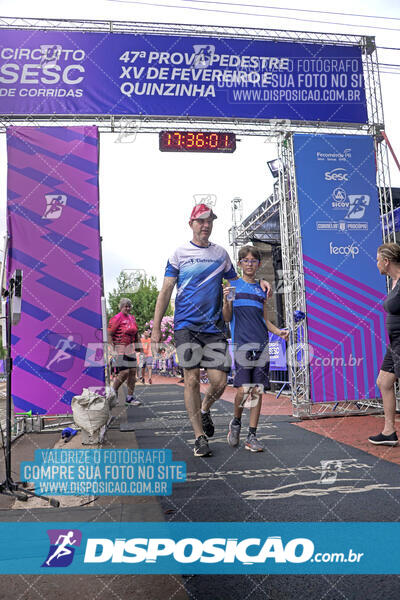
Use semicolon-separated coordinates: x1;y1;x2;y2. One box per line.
6;126;104;415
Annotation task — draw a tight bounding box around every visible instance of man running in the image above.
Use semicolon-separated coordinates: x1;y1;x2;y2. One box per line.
151;204;270;457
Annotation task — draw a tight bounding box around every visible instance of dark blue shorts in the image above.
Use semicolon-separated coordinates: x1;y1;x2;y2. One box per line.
233;349;270;391
174;328;231;372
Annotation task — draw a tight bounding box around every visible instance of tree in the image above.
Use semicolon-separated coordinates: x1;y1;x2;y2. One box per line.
107;271;173;334
144;315;174;345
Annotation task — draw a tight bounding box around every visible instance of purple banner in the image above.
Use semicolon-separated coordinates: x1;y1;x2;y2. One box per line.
0;29;367;123
293;134;387;403
7;126;104;414
268;332;287;371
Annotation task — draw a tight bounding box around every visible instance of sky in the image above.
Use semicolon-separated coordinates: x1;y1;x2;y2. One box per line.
0;0;399;296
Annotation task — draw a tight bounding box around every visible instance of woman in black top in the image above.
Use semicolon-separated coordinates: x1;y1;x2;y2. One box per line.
369;243;400;446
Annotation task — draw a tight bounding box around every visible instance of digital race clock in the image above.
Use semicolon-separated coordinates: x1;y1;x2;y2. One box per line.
159;131;236;153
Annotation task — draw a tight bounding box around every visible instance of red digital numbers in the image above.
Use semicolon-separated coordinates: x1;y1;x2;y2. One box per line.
159;131;236;153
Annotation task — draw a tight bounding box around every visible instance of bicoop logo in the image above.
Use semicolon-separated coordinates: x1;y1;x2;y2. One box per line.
42;529;82;568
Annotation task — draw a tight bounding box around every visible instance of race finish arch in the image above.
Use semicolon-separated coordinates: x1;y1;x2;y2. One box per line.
0;16;394;417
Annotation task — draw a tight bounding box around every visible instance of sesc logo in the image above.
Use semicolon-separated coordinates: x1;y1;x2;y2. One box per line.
84;536;315;565
329;242;359;259
325;168;348;182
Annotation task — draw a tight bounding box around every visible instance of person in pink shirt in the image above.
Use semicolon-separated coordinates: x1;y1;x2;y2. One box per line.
107;298;141;406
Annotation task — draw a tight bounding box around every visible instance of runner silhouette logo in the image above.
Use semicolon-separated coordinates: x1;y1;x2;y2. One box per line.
45;334;79;372
42;194;67;220
345;194;370;220
42;529;82;568
192;45;215;68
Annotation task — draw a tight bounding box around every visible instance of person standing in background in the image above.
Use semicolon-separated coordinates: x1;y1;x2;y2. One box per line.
139;329;154;384
369;243;400;446
108;298;142;406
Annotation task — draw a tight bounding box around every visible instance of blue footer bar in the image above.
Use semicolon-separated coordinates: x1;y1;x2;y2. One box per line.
0;522;398;574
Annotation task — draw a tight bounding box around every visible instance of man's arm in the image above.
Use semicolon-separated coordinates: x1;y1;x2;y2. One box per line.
222;283;233;322
263;302;289;340
151;276;177;352
226;274;271;299
259;280;272;298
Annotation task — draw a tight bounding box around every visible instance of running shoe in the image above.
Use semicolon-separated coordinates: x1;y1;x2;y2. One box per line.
227;419;241;447
125;395;142;407
201;411;214;437
148;378;152;384
368;431;398;446
194;435;212;457
245;433;264;452
140;377;145;384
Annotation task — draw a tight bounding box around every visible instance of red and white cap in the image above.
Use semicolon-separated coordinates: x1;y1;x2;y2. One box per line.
189;203;217;222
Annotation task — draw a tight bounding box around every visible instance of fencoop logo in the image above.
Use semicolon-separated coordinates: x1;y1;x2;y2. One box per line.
42;529;82;568
83;536;315;564
317;148;351;161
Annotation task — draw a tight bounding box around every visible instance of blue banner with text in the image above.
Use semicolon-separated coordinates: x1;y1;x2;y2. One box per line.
293;134;387;403
0;29;367;122
0;522;399;574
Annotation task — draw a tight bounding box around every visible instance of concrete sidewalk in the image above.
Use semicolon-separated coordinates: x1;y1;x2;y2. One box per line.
0;382;189;600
